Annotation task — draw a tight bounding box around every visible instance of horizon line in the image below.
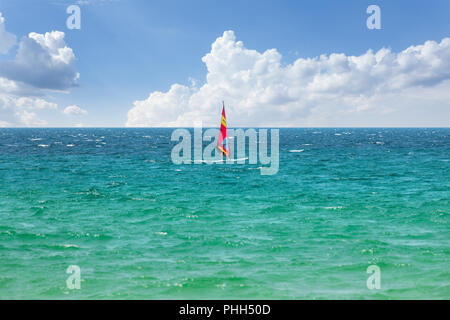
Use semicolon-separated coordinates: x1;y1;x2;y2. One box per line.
0;126;449;129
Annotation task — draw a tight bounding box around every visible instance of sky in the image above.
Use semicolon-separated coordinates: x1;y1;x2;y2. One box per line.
0;0;449;127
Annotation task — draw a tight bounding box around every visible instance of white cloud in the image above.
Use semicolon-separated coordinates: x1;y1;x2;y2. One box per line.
63;105;88;116
0;77;20;93
0;95;58;126
126;31;450;127
0;120;11;127
0;95;57;110
0;96;57;110
0;12;16;54
14;110;48;127
0;12;80;127
0;30;79;90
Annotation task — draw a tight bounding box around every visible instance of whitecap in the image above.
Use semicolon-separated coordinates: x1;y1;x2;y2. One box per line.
198;159;224;163
59;244;79;248
195;157;248;164
38;144;49;148
20;223;35;228
227;157;248;162
66;144;75;147
289;149;304;153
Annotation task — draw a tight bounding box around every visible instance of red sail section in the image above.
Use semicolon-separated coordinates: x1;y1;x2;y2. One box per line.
217;104;229;157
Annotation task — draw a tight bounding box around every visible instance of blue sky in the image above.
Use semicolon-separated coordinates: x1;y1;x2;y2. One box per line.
0;0;449;127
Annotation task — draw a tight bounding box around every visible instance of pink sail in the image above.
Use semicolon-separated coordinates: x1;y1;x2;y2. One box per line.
217;102;229;157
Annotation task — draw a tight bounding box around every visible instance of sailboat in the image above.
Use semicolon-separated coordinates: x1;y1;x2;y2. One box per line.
217;102;230;158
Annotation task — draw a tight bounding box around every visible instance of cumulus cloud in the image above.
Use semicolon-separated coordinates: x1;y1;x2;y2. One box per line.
63;105;88;116
14;110;48;127
126;31;450;127
0;30;79;90
0;13;16;54
0;12;80;127
0;96;57;110
0;95;58;126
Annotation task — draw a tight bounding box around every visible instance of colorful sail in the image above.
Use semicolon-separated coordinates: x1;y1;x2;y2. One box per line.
217;102;229;157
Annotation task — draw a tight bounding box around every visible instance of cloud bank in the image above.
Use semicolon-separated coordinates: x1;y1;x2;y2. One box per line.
126;31;450;127
0;12;80;127
0;30;79;91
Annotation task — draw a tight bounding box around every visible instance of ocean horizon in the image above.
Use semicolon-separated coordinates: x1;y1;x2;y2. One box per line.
0;127;448;299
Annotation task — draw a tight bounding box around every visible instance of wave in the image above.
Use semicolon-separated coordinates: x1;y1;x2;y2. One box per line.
195;157;249;163
57;244;80;249
289;149;304;153
228;157;248;162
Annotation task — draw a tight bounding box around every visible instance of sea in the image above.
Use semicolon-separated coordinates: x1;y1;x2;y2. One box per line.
0;128;448;299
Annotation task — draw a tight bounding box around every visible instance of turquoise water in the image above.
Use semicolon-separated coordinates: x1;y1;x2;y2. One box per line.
0;128;449;299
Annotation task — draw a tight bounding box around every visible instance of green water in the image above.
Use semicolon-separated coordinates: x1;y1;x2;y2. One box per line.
0;128;448;299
